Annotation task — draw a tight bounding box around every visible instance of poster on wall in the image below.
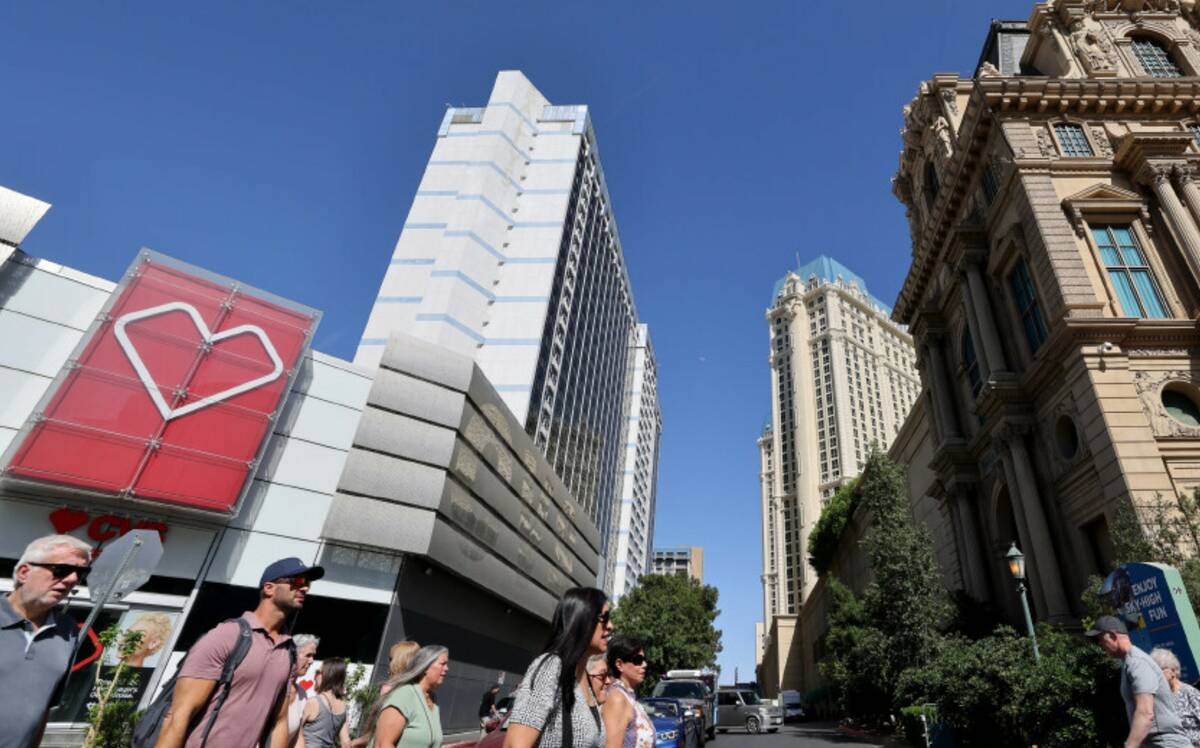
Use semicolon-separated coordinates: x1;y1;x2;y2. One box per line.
0;249;321;516
51;607;182;724
1100;562;1200;681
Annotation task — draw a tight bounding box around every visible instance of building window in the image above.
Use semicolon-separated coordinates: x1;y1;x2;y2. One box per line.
924;160;939;210
981;162;1000;204
961;328;982;397
1054;124;1093;157
1008;258;1049;354
1191;123;1200;148
1090;226;1168;319
1132;38;1182;78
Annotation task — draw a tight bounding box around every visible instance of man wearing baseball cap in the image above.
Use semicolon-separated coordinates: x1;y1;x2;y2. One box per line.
1087;615;1190;747
154;557;324;748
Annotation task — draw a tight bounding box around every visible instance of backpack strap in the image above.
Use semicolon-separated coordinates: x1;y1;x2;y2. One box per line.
198;617;254;747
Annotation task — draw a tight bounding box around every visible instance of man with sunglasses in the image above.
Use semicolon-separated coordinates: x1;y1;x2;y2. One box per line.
0;533;93;748
154;557;323;748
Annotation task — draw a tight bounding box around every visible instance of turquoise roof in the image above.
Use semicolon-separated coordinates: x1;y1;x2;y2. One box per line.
773;255;891;314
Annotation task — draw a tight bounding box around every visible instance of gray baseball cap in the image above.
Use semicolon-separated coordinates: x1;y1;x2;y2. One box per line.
1085;615;1129;637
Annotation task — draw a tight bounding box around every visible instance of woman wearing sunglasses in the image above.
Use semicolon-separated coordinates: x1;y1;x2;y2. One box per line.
601;636;655;748
505;587;613;748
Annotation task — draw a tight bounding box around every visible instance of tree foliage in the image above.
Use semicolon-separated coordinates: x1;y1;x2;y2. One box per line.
820;450;950;724
1108;491;1200;606
896;625;1119;748
611;573;722;691
83;625;146;748
807;478;860;575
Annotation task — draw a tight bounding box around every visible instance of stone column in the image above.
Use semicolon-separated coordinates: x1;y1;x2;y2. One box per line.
998;424;1072;622
1145;164;1200;279
958;277;990;383
959;251;1008;375
924;335;960;440
998;451;1046;617
952;485;991;601
1174;164;1200;254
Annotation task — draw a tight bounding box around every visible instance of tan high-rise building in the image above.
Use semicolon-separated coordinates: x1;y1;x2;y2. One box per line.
758;257;921;630
652;546;704;582
891;0;1200;627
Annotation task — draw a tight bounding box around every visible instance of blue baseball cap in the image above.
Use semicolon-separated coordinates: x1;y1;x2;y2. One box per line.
260;557;325;588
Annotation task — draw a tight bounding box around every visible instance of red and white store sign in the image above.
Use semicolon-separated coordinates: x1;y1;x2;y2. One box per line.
1;251;319;515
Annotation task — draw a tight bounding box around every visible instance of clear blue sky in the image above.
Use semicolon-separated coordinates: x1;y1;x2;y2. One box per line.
2;1;1034;681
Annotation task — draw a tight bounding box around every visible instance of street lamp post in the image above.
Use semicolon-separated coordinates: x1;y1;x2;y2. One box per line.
1006;543;1041;662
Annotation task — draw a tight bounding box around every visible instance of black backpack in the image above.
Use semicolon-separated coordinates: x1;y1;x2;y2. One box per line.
132;617;254;748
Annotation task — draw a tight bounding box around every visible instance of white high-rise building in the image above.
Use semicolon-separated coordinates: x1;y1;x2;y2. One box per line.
356;71;660;594
610;324;662;600
759;257;920;623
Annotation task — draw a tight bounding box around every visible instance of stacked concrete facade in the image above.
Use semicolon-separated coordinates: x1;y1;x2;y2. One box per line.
890;0;1200;632
355;71;659;594
758;257;920;632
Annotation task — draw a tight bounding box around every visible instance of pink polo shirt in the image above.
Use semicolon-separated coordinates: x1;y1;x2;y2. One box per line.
179;612;293;748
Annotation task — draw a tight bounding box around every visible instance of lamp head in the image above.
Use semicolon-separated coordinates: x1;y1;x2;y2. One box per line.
1006;542;1026;581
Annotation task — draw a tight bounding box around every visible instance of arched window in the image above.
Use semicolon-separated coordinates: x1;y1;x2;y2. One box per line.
1131;37;1182;77
962;328;982;398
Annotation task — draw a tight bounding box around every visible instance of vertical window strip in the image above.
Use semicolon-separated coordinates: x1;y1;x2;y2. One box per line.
1054;124;1094;157
1132;38;1182;78
1190;123;1200;148
1008;259;1049;354
1090;225;1168;318
962;329;982;397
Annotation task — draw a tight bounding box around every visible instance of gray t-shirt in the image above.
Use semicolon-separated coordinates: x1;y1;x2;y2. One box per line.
0;596;79;748
510;654;604;748
1120;645;1192;747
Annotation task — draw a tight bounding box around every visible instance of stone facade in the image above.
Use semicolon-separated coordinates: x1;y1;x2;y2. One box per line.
891;0;1200;628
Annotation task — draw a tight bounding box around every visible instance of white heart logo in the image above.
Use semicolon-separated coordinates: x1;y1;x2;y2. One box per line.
113;301;285;421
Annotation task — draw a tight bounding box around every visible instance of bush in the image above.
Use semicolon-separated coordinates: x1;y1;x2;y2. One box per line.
895;625;1118;747
807;479;860;575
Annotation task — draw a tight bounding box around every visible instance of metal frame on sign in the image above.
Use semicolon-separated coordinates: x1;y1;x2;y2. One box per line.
0;248;322;521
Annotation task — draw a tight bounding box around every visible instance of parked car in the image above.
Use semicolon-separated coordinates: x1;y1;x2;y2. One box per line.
476;715;507;748
779;690;805;722
481;695;516;734
715;688;782;734
652;670;717;741
642;697;701;748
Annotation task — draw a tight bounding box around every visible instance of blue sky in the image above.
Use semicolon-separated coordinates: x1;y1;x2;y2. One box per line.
2;1;1035;681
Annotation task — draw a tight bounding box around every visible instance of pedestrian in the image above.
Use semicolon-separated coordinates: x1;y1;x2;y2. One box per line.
366;644;449;748
587;655;612;706
504;587;612;748
297;658;351;748
1087;615;1191;747
348;641;420;748
288;634;322;746
601;636;655;748
480;684;501;732
152;557;324;748
0;534;92;748
1151;648;1200;746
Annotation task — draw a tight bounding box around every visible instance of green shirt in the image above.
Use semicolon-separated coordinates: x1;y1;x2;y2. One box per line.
370;684;442;748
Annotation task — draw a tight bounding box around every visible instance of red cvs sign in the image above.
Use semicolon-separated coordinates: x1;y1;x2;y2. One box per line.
3;251;319;514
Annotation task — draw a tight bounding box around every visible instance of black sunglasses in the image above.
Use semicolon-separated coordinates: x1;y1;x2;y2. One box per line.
626;654;647;666
597;610;611;626
29;562;91;583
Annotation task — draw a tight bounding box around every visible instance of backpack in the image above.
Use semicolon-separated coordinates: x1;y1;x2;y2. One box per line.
132;617;254;748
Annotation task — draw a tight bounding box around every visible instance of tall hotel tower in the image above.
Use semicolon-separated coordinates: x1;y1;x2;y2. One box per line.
759;257;920;623
356;71;661;597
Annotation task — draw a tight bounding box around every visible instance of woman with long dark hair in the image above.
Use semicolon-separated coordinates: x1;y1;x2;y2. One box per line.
296;658;351;748
601;636;654;748
505;587;613;748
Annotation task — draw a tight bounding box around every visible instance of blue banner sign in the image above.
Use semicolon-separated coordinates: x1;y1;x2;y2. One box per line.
1100;563;1200;682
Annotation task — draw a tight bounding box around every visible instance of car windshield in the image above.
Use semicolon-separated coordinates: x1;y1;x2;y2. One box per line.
738;691;761;705
642;701;680;718
656;682;707;700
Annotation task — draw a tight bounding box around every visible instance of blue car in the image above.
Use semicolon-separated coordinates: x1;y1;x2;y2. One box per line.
642;698;701;748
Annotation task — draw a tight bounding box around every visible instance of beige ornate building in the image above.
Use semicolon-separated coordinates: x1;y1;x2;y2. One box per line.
757;258;920;691
891;0;1200;629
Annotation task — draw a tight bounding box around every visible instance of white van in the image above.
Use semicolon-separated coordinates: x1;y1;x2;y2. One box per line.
779;691;804;722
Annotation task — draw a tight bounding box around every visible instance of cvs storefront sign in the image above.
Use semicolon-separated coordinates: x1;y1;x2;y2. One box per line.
1;250;320;515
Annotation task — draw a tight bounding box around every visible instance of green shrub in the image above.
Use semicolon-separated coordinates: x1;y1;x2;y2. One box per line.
807;478;860;574
895;625;1117;747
